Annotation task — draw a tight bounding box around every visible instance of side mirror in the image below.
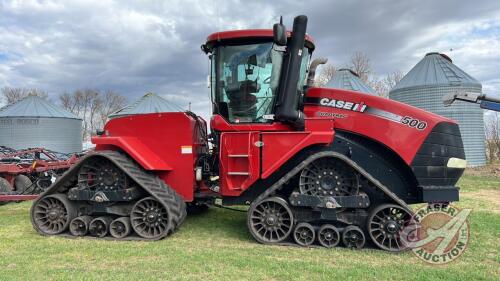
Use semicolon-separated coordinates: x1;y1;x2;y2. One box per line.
273;18;287;46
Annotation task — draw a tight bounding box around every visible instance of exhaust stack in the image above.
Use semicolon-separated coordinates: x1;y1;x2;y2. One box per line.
274;15;308;128
307;58;328;87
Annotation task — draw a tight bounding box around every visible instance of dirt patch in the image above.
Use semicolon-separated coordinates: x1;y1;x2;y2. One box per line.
465;163;500;177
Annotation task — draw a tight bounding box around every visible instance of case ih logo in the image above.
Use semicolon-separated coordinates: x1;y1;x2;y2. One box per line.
318;98;367;112
401;204;471;264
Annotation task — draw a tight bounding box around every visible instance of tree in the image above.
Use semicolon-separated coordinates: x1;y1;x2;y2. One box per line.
99;91;127;127
1;87;49;105
314;51;403;97
315;63;337;87
367;77;386;97
59;89;127;141
349;51;372;83
485;112;500;162
384;71;404;90
367;71;405;98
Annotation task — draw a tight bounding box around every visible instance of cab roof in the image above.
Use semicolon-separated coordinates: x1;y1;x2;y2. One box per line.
205;29;315;51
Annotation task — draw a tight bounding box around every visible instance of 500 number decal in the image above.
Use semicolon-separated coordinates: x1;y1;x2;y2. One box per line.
401;116;427;130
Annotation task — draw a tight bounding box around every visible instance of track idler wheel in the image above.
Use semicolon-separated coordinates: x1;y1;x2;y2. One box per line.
32;194;76;235
78;158;128;191
293;222;315;246
342;225;365;249
131;197;171;239
110;217;131;239
247;197;294;244
367;204;414;252
299;158;358;196
89;216;112;237
317;224;341;248
70;216;92;236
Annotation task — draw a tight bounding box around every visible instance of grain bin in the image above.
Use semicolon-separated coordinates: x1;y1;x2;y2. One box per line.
0;95;82;153
390;52;485;166
326;69;377;95
109;92;183;119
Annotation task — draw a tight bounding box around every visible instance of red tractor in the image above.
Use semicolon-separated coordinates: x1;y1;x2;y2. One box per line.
30;16;466;251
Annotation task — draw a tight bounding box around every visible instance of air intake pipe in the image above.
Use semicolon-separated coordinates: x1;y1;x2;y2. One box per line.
274;15;308;128
306;58;328;87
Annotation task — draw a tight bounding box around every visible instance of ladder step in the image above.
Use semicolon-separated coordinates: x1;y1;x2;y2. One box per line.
228;154;249;158
228;172;250;176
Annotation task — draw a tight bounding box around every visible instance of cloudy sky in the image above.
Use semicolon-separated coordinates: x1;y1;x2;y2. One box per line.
1;0;500;119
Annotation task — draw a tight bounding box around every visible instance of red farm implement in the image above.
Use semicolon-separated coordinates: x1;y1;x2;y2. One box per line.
0;146;80;203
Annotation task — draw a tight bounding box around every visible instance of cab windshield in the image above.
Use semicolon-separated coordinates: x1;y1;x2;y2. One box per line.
212;42;283;123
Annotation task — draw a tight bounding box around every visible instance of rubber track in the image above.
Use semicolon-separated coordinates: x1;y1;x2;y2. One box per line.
251;151;413;214
30;150;186;240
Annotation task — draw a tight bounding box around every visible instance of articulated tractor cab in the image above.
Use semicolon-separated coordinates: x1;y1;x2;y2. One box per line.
31;16;466;251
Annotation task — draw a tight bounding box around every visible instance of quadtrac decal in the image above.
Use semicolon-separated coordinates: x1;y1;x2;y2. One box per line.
316;112;347;118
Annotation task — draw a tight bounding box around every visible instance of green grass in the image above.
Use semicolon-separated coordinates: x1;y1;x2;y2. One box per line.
1;175;499;281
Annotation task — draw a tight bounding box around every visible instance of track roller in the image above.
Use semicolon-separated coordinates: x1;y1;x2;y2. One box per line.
69;216;92;236
367;204;413;252
110;217;132;239
293;222;315;246
317;224;340;248
342;225;365;249
32;194;76;235
89;216;113;237
247;196;294;244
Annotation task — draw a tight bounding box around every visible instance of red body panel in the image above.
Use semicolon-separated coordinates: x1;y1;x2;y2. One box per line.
92;112;204;201
90;90;454;201
93;136;172;170
210;114;292;132
206;29;315;48
304;88;454;164
212;115;334;196
261;118;334;178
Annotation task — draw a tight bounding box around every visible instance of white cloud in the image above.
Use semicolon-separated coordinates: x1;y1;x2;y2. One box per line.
0;0;499;117
405;16;500;95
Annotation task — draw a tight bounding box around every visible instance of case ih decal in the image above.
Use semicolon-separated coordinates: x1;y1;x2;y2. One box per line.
306;97;367;112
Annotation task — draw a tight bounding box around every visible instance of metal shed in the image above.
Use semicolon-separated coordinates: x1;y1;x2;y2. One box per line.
0;95;82;153
390;52;485;166
109;92;183;119
326;69;377;95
